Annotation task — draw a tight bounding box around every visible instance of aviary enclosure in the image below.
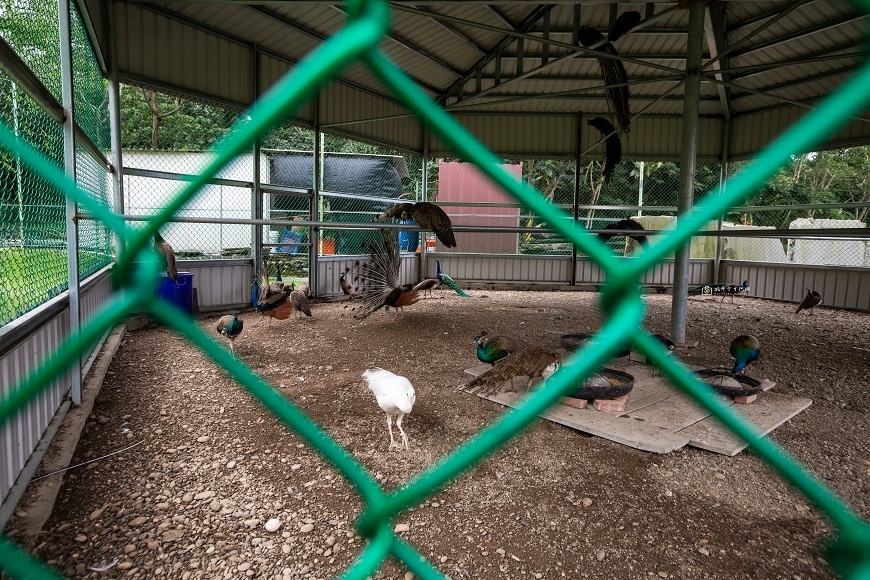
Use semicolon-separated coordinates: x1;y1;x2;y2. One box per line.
1;1;870;579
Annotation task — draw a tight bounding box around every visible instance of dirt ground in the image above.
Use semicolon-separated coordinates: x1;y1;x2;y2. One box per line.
5;290;870;580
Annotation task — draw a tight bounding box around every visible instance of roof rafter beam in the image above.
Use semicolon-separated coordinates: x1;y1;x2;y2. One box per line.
701;0;809;72
411;5;487;55
444;4;683;106
704;76;870;124
438;3;553;104
726;0;822;33
730;13;869;60
728;64;860;102
329;4;465;78
704;2;730;120
485;5;516;29
712;46;868;80
447;74;684;110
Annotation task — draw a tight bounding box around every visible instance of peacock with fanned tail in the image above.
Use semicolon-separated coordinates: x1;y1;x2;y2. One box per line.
351;229;421;320
436;260;468;297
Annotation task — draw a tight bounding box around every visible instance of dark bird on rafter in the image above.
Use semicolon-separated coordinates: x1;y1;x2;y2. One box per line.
597;218;647;248
154;231;177;281
578;26;631;135
608;10;641;43
376;202;457;248
586;117;622;183
795;289;822;314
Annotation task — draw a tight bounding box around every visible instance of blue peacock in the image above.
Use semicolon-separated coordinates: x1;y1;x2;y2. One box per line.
473;331;526;365
436;260;468;297
729;335;760;375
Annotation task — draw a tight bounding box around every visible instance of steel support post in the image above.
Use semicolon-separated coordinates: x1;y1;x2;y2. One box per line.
106;0;124;261
59;0;81;404
310;98;321;296
419;131;429;281
670;0;705;344
252;44;263;287
572;112;581;286
714;119;730;284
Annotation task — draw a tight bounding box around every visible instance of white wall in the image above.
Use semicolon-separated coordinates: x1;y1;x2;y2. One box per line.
123;151;269;256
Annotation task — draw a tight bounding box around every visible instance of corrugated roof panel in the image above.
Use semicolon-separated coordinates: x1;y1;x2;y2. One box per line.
258;53;314;124
429;113;576;157
115;3;252;107
320;83;421;151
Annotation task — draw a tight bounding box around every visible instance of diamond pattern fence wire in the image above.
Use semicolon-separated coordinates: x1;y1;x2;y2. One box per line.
2;1;870;579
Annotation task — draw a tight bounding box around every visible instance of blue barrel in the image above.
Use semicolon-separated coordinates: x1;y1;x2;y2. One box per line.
156;272;194;316
398;220;419;252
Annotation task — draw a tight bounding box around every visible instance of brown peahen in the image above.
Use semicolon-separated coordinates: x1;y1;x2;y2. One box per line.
154;230;178;281
376;202;456;248
795;289;822;314
463;346;561;396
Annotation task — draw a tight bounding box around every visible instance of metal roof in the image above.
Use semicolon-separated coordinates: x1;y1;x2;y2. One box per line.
85;0;870;159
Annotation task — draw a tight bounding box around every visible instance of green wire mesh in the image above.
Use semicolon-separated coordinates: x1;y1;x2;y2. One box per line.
3;0;870;578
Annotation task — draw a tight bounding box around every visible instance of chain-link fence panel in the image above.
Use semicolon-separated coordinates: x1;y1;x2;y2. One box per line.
3;1;870;579
0;0;62;103
120;85;254;258
74;144;111;276
70;0;107;151
320;132;423;255
0;71;66;326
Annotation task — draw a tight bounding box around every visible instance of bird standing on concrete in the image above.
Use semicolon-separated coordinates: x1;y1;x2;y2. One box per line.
376;202;457;248
215;312;243;357
729;335;760;375
362;368;416;450
795;289;822;314
154;231;177;281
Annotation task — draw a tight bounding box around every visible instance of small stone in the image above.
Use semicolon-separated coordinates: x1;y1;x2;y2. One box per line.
124;544;136;554
404;573;414;580
282;545;292;554
265;519;281;533
698;548;709;556
74;535;87;542
227;461;236;469
664;490;673;497
394;523;410;533
596;550;605;561
197;436;210;443
194;491;215;500
291;464;302;471
658;572;668;578
162;530;183;542
582;498;593;507
300;523;314;533
244;519;260;529
440;556;448;563
117;562;134;570
238;562;251;572
496;548;505;556
326;536;336;547
88;506;106;520
535;574;543;579
714;473;725;480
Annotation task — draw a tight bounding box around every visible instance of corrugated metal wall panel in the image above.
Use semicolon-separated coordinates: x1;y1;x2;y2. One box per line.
321;83;422;152
316;256;419;295
259;54;314;124
181;261;254;311
0;270;112;507
430;114;576;157
720;260;870;312
115;2;253;107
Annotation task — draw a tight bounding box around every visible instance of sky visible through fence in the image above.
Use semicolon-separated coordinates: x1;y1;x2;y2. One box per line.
2;1;870;579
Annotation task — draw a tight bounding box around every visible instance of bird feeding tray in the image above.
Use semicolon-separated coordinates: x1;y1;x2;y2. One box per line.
566;368;635;400
560;333;631;359
696;369;762;398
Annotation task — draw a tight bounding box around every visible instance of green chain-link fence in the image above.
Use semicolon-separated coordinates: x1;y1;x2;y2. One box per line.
3;1;870;579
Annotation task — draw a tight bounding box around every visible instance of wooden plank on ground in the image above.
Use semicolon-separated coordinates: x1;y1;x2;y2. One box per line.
629;393;731;431
485;391;690;454
678;392;812;456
